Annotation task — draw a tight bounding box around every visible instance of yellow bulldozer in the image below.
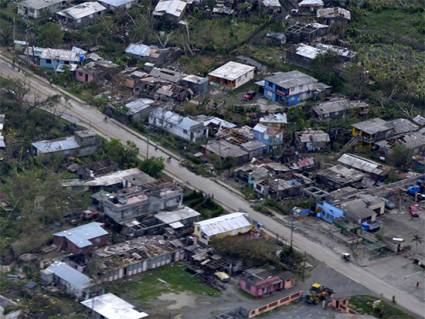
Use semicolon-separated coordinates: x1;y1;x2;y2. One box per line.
305;282;334;305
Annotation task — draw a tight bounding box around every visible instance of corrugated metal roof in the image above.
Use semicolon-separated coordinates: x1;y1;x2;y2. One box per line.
81;293;148;319
32;136;80;154
265;70;318;89
125;98;155;115
260;113;287;124
125;43;152;57
155;206;200;225
195;212;252;237
57;2;106;20
150;108;201;130
54;222;108;248
45;261;92;290
153;0;187;18
298;0;323;6
338;153;383;175
317;7;351;20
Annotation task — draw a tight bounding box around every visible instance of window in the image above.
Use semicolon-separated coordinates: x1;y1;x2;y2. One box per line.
45;59;52;64
64;61;69;65
183;129;188;134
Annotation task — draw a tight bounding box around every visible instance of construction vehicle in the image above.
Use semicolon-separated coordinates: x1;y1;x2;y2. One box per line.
406;178;425;201
305;282;334;305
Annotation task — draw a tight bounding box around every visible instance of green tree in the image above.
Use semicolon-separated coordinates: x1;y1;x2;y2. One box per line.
101;139;140;169
388;144;413;170
139;157;165;178
36;22;64;47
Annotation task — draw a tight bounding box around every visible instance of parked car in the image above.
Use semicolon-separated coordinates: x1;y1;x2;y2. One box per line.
242;91;256;101
384;199;395;210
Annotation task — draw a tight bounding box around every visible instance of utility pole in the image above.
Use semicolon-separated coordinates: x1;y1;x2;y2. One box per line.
290;214;294;251
146;135;149;159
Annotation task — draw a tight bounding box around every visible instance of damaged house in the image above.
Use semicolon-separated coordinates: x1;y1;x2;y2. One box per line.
17;0;70;18
312;98;369;121
75;60;119;83
204;139;249;165
57;2;106;27
31;130;99;159
153;0;187;20
93;236;185;283
295;129;330;152
286;22;329;43
316;164;365;190
125;43;181;66
316;7;351;27
286;43;355;69
25;46;84;70
101;183;183;224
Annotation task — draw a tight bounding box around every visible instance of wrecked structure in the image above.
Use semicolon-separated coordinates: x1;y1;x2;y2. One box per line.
93;236;185;283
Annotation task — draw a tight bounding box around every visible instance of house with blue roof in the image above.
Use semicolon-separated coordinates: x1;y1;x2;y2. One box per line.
149;107;207;143
41;261;92;298
53;222;108;255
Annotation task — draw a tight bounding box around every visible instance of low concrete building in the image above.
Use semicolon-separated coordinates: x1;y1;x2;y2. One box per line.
295;129;330;152
312;98;369;121
41;261;92;298
93;236;184;282
181;74;209;95
240;268;295;298
193;212;253;245
124;98;156;122
57;2;106;27
240;140;268;159
81;293;148;319
376;131;425;156
149;108;207;143
53;222;108;255
31;130;99;158
204;140;249;165
316;7;351;26
75;60;118;83
297;0;324;15
17;0;70;18
286;22;329;43
208;61;255;90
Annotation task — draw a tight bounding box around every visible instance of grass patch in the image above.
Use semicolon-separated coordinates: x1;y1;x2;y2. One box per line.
189;17;264;52
184;190;225;218
105;263;220;306
349;295;415;319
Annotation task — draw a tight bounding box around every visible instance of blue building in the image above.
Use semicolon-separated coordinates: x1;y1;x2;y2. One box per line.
253;123;284;148
263;70;330;106
316;201;344;223
25;47;84;70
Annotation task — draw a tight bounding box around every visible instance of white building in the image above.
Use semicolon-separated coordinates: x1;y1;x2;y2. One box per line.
208;61;255;89
193;212;253;244
153;0;187;20
57;2;106;26
81;293;148;319
17;0;70;19
98;0;139;10
149;108;207;143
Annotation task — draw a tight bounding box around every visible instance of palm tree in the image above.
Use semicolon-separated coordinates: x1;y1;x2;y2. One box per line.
411;235;423;253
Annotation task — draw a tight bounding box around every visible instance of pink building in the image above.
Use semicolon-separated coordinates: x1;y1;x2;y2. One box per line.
239;268;295;298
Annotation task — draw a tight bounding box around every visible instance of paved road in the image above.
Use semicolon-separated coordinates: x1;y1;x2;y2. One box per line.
0;55;423;318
